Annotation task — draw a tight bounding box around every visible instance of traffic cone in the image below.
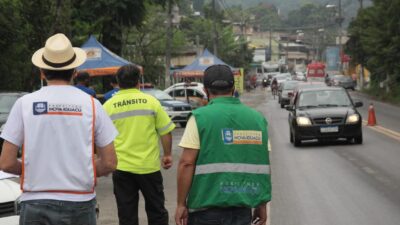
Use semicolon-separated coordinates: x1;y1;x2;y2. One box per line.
367;103;377;126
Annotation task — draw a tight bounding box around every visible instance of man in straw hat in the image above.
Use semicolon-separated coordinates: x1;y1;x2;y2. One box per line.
0;33;118;225
175;65;271;225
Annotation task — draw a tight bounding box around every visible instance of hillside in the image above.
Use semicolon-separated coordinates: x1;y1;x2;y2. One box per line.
225;0;372;20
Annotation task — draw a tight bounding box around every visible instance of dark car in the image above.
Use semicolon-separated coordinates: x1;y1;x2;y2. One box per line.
278;80;299;108
289;81;327;106
286;87;363;146
0;92;28;153
330;75;356;90
141;88;192;127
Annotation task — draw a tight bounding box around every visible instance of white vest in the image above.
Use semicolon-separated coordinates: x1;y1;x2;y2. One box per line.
20;86;96;194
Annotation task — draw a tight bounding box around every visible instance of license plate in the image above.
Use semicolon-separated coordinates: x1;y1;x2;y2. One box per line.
320;126;339;133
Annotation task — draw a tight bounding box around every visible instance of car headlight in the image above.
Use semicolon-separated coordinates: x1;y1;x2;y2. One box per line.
296;117;312;126
346;114;359;124
162;106;173;111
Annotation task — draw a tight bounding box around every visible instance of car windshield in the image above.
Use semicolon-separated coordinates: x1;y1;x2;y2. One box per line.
283;82;299;90
341;76;353;81
0;95;19;114
142;89;173;101
298;90;352;108
298;83;326;89
276;75;288;81
333;75;345;80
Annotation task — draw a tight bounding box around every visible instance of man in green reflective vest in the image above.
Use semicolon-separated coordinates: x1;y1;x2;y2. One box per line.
175;65;271;225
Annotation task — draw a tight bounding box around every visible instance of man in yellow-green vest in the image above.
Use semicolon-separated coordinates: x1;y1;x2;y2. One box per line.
104;64;175;225
175;65;271;225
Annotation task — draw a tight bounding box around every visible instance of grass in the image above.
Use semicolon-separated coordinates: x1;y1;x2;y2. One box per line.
362;84;400;106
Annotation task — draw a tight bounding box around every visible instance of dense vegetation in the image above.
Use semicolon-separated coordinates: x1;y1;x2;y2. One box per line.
0;0;255;91
346;0;400;102
1;0;399;103
227;0;372;20
0;0;169;91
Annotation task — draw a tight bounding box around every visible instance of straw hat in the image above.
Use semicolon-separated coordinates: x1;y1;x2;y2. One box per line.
32;33;86;70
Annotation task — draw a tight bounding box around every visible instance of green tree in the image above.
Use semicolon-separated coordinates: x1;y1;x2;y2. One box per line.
123;3;189;86
346;0;400;97
180;3;254;71
247;3;282;31
346;9;369;75
76;0;167;55
0;0;30;91
286;3;332;28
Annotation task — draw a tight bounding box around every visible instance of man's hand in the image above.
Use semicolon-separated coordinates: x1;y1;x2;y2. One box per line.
252;203;267;225
162;155;173;169
0;141;22;175
175;205;188;225
95;142;117;177
160;133;172;169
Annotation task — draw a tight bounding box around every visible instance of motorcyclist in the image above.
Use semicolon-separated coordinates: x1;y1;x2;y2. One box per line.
271;78;278;91
262;78;268;88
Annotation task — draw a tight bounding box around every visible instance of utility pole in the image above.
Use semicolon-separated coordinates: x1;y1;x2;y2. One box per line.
358;0;364;90
268;27;272;62
240;8;246;65
212;0;218;56
316;37;319;61
165;0;173;87
338;0;343;73
195;35;201;57
286;37;289;66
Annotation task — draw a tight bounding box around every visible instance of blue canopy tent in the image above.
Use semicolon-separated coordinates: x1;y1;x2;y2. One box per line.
173;49;239;78
78;35;142;76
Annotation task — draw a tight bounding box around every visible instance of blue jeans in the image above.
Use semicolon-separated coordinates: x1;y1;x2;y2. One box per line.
188;207;252;225
20;199;97;225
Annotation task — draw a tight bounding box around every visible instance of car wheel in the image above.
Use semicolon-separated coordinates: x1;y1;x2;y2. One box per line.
354;133;363;144
281;103;284;108
179;122;187;128
293;131;301;147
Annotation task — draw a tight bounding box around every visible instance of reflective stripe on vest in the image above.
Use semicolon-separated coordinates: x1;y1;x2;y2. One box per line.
187;97;271;209
157;121;174;133
195;163;270;175
110;109;156;120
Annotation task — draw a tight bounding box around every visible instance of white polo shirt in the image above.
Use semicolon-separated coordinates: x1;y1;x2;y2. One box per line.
1;85;118;202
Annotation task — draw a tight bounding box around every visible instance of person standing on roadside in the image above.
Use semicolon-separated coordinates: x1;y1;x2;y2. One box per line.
0;33;118;225
75;71;97;97
103;64;175;225
175;64;271;225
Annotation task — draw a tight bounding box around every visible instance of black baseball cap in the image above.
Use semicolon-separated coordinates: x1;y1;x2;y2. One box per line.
203;65;234;89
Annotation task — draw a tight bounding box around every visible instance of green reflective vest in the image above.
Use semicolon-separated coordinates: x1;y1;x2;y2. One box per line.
188;97;271;210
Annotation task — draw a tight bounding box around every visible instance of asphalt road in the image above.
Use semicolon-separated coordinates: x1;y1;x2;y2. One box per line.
96;87;400;225
259;88;400;225
350;90;400;133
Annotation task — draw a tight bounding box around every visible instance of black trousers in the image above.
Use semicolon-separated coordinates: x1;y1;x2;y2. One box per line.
112;170;169;225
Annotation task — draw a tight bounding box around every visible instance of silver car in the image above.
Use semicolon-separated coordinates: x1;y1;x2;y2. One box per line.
0;92;28;155
331;75;356;90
